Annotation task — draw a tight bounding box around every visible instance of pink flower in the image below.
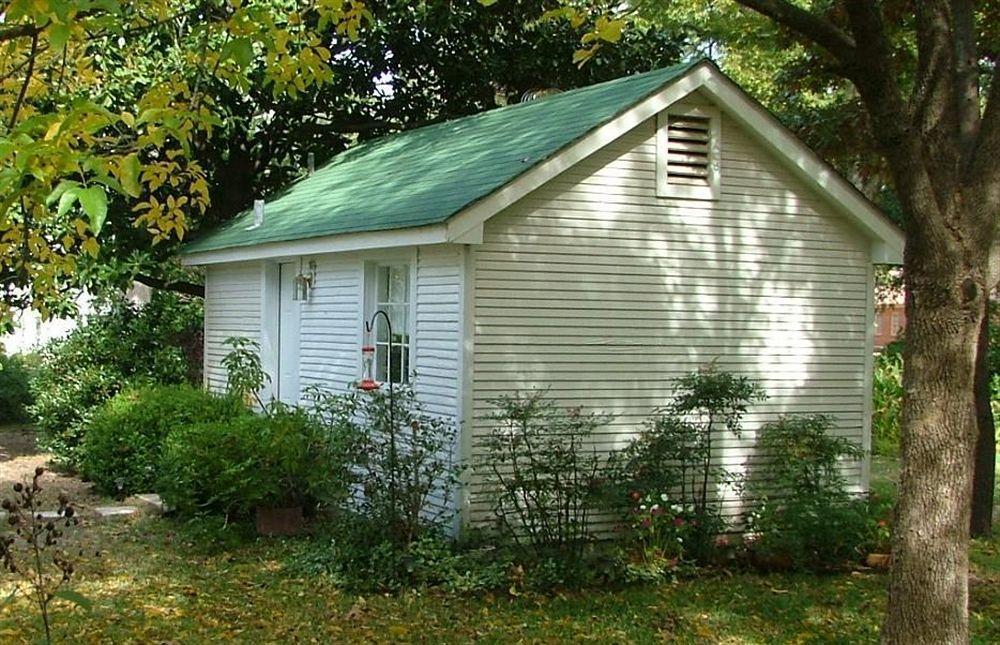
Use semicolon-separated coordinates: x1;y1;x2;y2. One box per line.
673;517;685;526
640;518;652;528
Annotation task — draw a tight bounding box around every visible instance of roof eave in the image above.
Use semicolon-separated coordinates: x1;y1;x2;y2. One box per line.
181;223;451;266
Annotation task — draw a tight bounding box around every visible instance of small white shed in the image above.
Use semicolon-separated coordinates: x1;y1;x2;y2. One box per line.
182;60;904;526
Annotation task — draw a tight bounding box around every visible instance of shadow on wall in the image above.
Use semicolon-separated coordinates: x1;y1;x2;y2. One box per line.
468;106;871;524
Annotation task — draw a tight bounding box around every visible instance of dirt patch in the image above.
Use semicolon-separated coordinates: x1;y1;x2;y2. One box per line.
0;425;107;512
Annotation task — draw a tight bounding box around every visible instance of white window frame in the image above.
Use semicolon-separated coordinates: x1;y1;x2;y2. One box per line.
656;104;721;201
363;258;415;386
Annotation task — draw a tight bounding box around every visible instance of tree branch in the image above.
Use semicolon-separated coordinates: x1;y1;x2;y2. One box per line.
733;0;857;65
134;274;204;298
0;23;41;44
8;31;38;129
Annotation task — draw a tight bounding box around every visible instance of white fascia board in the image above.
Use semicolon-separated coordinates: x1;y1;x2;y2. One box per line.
695;72;905;264
446;61;904;265
445;62;716;242
182;224;450;266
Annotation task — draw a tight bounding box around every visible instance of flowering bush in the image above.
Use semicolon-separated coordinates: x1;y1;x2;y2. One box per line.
608;366;764;563
625;492;697;562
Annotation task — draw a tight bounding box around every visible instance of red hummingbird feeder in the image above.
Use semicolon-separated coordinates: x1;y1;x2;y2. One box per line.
358;343;380;391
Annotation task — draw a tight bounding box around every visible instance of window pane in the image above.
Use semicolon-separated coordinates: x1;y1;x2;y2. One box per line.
389;266;408;303
376;345;387;381
389;304;407;338
377;266;390;302
370;262;411;385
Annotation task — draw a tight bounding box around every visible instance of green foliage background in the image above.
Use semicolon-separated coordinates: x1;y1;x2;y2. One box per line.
30;292;203;468
80;385;247;497
0;352;37;424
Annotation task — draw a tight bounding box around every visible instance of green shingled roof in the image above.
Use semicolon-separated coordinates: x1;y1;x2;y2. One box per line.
182;60;701;254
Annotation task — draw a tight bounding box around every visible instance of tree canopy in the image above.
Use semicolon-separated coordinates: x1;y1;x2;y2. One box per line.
0;0;368;323
73;0;687;300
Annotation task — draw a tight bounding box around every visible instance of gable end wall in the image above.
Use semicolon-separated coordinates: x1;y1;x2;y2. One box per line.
468;100;874;525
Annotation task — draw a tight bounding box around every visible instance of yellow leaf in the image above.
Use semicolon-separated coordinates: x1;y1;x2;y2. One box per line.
44;119;63;141
573;46;596;65
81;237;99;258
596;17;624;43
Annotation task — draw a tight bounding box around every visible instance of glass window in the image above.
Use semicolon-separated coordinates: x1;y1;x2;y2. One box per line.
372;264;410;385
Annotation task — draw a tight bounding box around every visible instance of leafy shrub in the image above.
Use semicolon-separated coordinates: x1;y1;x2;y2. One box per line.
609;366;765;565
79;385;247;497
284;519;514;593
158;404;356;519
743;414;869;570
872;341;903;456
0;352;36;424
30;291;202;468
282;518;625;593
311;385;460;546
475;391;611;558
221;336;269;407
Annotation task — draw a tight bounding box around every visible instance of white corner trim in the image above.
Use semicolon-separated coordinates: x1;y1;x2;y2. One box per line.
860;261;876;492
182;224;451;266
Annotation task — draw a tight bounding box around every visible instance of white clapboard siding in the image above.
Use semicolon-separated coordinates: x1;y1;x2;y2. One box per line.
282;246;464;521
469;101;872;525
204;262;262;393
414;245;463;422
413;245;464;518
298;255;363;396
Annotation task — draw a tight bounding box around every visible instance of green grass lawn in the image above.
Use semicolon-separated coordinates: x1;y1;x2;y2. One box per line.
0;461;997;643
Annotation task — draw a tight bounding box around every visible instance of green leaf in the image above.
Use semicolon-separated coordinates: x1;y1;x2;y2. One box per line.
46;180;79;207
223;37;255;68
57;186;79;216
48;24;71;49
53;589;92;611
119;153;141;198
77;186;108;234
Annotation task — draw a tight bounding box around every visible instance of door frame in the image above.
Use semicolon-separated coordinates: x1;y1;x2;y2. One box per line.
261;258;303;404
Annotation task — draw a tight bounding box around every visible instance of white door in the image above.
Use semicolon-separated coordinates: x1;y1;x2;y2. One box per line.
277;263;301;404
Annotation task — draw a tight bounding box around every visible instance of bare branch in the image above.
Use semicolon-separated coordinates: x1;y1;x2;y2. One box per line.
135;274;205;298
0;23;41;44
8;32;38;129
834;1;911;162
733;0;857;65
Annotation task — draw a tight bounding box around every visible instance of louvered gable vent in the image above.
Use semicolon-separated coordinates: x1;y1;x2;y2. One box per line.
657;105;720;200
666;115;711;185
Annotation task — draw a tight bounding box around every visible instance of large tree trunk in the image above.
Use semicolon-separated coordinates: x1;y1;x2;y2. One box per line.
883;222;986;643
971;301;996;538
